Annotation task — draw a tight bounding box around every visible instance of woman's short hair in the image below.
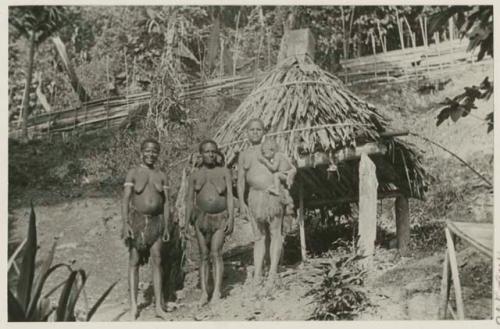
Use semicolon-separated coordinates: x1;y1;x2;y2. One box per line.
198;139;218;153
246;118;265;130
141;138;160;150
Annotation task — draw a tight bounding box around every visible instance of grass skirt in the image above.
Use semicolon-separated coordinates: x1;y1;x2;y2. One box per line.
125;207;164;266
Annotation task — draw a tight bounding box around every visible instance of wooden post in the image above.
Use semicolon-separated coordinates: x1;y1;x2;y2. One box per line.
395;195;410;255
445;227;465;319
439;248;451;319
278;28;315;65
358;154;378;265
298;179;307;262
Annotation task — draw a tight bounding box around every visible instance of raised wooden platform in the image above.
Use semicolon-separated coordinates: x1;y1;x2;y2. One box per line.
447;221;493;258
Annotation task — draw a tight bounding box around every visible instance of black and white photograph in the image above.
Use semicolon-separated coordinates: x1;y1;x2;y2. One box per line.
6;3;495;323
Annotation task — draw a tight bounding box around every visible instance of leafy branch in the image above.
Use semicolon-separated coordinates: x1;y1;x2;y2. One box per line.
430;6;493;131
436;77;493;131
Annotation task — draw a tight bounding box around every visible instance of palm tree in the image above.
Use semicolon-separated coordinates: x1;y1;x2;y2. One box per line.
9;6;68;140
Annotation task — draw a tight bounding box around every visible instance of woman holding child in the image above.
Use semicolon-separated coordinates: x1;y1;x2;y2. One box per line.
185;139;235;305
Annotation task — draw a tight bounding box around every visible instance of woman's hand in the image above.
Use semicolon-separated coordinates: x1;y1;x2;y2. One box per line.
286;171;295;188
224;218;234;235
121;222;133;240
162;227;170;242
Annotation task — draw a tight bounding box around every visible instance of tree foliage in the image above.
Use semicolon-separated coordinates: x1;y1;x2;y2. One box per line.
9;6;70;139
9;7;68;45
430;6;493;131
9;6;490;132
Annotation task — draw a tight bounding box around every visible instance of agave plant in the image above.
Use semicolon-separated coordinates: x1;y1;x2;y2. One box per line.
8;203;118;322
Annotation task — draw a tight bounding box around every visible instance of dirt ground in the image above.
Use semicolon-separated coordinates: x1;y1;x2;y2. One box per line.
9;195;492;321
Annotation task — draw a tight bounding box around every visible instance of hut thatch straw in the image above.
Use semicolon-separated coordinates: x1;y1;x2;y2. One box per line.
214;55;427;204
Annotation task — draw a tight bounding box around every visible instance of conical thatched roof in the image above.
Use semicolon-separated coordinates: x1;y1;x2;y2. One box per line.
214;56;427;203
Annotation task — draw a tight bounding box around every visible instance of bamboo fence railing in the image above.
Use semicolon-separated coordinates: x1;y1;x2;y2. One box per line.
9;39;490;140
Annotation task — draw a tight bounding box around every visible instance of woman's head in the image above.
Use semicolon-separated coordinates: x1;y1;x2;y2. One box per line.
140;138;160;167
198;139;219;166
246;118;265;145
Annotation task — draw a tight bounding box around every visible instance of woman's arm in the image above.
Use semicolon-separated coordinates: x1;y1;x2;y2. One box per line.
224;168;235;235
185;174;196;225
237;153;247;211
162;171;171;241
121;169;135;239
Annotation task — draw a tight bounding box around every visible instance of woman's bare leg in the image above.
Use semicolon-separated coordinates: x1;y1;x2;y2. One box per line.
253;221;267;284
210;228;225;302
128;249;140;319
150;239;169;319
195;225;210;306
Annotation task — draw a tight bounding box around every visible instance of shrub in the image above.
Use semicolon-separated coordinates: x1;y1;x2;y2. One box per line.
307;252;369;320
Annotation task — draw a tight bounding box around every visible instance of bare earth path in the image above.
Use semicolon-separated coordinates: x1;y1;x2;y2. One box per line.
10;195;491;321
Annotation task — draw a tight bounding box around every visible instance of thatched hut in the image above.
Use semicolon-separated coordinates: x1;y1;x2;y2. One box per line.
214;29;427;258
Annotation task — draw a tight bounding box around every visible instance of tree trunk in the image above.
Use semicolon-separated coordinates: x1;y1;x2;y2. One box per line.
340;6;347;59
52;36;90;103
448;17;455;40
347;6;356;59
21;31;37;140
395;8;405;50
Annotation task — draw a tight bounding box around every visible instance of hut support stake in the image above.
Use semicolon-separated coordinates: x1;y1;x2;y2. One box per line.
298;180;307;262
395;195;410;256
357;154;378;268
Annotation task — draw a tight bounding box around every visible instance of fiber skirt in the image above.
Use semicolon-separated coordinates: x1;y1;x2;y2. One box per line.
125;207;164;266
247;188;283;223
194;208;228;235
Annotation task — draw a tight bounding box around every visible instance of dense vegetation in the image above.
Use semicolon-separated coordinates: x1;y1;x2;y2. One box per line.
9;6;475;124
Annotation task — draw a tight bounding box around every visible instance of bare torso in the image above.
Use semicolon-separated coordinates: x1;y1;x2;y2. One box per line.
244;146;278;190
193;167;227;213
130;166;165;215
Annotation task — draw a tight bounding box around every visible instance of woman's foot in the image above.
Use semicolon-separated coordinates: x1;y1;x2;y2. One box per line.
210;291;221;304
198;292;209;307
125;306;139;321
155;306;169;320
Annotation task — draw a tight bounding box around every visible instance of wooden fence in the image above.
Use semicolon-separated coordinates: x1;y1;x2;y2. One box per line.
338;39;479;85
9;39;491;140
